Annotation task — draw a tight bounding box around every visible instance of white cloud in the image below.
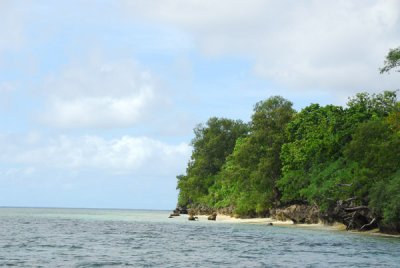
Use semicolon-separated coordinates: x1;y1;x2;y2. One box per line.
121;0;400;97
45;88;154;128
0;134;191;176
40;55;162;128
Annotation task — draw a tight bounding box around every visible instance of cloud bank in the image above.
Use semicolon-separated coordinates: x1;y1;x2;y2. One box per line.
122;0;400;96
0;133;191;177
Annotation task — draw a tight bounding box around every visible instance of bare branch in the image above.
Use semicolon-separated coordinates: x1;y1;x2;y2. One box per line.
337;183;353;187
344;206;369;212
360;218;377;231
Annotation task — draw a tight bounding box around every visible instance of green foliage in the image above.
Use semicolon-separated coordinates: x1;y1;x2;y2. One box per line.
176;117;248;207
380;47;400;73
190;117;249;176
278;91;399;205
207;137;255;210
299;159;356;211
347;91;398;121
278;104;348;202
386;102;400;133
344;119;400;182
204;97;295;216
370;171;400;226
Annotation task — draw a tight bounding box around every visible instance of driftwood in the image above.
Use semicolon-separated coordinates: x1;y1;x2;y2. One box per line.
331;197;377;231
360;218;377;231
344;206;369;212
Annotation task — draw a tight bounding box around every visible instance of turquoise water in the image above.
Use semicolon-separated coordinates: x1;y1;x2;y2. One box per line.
0;208;399;267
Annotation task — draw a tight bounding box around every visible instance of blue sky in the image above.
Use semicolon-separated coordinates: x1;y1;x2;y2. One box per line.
0;0;399;209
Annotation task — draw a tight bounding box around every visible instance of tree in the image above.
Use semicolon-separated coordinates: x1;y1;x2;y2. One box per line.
209;96;295;216
370;171;400;233
380;46;400;73
278;104;348;203
249;96;296;207
176;117;248;207
343;119;400;201
347;91;398;120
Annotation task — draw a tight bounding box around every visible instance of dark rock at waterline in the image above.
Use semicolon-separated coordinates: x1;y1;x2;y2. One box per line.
188;209;199;221
169;206;187;218
188;215;198;221
172;206;188;215
173;209;180;214
208;212;217;221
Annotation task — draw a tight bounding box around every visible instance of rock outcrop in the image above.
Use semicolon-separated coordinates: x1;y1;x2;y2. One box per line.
173;206;188;214
168;208;182;218
169;212;180;217
188;209;198;221
208;212;217;221
271;205;319;224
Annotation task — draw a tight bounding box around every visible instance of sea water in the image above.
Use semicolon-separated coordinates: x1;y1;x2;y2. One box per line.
0;208;399;267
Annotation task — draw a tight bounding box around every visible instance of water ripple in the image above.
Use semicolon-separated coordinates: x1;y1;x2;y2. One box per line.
0;208;400;267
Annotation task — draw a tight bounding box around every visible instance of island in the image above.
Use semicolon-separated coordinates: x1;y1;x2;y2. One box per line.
174;90;400;234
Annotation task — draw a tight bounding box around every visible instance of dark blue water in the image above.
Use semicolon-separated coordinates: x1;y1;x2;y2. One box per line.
0;208;399;267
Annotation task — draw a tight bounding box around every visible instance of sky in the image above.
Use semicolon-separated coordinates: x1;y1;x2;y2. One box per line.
0;0;399;210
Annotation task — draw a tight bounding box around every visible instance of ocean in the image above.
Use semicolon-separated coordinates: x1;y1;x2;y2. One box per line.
0;207;399;267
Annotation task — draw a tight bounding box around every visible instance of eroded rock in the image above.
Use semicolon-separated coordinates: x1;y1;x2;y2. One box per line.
208;212;217;221
271;205;319;224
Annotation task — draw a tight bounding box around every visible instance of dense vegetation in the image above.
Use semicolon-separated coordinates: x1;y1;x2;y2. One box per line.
176;91;400;232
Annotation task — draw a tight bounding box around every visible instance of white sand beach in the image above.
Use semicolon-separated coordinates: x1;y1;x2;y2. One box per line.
193;214;351;232
195;214;307;226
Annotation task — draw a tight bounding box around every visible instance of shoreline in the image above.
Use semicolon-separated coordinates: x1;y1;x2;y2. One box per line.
192;214;400;238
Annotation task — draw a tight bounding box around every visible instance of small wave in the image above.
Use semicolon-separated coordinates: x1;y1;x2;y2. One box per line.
0;261;26;267
296;241;326;247
76;261;129;267
70;245;83;249
18;243;28;248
